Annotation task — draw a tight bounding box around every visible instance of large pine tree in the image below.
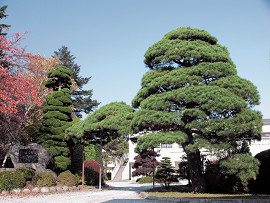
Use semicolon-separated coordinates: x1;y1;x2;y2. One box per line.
132;27;263;192
53;46;99;118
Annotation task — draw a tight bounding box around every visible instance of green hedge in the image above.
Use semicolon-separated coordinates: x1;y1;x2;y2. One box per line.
32;172;56;187
0;171;26;191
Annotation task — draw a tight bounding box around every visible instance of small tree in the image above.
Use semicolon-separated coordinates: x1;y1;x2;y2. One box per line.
66;102;134;189
156;157;178;189
132;149;159;177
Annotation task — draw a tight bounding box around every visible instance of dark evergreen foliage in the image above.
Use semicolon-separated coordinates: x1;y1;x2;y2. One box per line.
156;157;178;189
53;46;99;118
0;5;11;36
132;27;263;193
205;153;260;193
249;149;270;194
40;66;73;174
84;167;104;186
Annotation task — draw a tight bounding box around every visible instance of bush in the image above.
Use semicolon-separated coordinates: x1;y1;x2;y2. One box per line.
137;176;153;184
0;171;26;191
57;172;78;186
84;160;103;175
32;172;56;187
249;149;270;194
16;167;35;181
205;154;260;194
84;167;104;186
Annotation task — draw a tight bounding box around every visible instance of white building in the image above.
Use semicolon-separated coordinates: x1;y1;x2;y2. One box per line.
110;119;270;181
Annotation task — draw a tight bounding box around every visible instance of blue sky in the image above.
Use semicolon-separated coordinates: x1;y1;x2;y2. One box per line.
2;0;270;118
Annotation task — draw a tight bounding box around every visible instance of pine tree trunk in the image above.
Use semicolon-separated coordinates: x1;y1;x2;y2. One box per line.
182;145;206;193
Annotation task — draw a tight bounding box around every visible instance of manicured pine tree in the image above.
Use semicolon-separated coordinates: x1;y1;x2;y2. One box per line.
156;157;178;189
132;27;263;192
39;66;73;174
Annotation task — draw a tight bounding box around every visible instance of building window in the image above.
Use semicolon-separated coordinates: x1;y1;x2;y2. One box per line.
161;143;173;148
262;134;270;139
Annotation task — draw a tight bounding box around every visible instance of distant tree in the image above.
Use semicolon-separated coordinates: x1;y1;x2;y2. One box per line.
132;149;159;177
132;27;263;192
53;46;99;118
156;157;178;189
0;5;10;36
39;66;73;174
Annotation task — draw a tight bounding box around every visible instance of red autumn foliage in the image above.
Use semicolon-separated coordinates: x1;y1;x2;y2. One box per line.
84;160;103;175
132;150;159;177
0;28;42;142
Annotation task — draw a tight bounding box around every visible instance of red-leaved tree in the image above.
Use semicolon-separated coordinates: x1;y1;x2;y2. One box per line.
0;29;42;153
132;149;159;177
84;160;103;175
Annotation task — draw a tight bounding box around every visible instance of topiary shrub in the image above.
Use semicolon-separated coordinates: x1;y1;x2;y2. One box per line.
249;149;270;194
137;176;153;184
16;167;35;181
84;167;104;186
0;171;26;191
205;154;260;194
57;172;78;186
84;160;103;175
32;172;56;187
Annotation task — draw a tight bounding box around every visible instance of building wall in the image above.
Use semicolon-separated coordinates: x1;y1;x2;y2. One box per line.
123;120;270;180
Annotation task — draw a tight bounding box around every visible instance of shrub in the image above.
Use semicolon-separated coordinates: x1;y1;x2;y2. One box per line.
84;160;103;175
57;172;78;186
16;167;35;181
205;154;259;193
32;172;56;187
249;149;270;194
84;167;104;186
137;176;153;184
0;171;26;191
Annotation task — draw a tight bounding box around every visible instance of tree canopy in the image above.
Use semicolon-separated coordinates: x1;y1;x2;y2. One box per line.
132;27;263;192
66;101;134;143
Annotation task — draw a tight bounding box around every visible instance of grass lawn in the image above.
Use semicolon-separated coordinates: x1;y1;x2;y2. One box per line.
146;185;270;199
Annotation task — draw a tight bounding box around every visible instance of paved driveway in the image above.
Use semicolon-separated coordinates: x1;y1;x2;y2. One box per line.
0;181;160;203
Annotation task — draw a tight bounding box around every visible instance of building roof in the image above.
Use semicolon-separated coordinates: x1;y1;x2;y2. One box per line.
263;119;270;125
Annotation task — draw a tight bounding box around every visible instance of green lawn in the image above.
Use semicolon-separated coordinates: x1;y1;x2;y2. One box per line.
146;185;270;199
